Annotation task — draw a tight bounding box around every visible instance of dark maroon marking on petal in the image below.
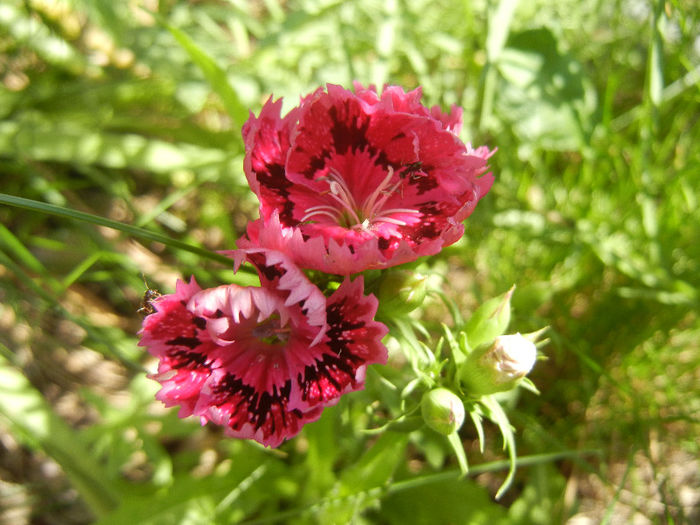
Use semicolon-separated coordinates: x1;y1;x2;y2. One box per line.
328;101;372;156
294;97;398;181
291;144;328;182
408;167;439;195
305;153;329;179
245;253;286;283
193;317;207;330
405;201;445;240
258;262;286;284
325;299;365;350
166;336;202;350
256;164;296;224
296;296;371;404
377;237;390;251
213;310;225;319
213;373;295;433
167;348;209;369
298;351;364;404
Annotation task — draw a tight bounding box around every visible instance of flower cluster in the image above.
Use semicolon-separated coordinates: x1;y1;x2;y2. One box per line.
139;83;494;447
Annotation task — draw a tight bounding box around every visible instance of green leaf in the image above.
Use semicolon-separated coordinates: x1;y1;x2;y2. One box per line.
0;222;46;274
469;404;486;453
494;27;597;150
380;476;508;525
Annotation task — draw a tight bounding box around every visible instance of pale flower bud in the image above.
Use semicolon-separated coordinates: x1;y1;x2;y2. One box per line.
460;333;537;396
483;334;537;382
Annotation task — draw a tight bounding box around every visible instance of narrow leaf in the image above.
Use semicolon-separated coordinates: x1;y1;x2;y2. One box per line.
447;431;469;476
481;396;517;499
0;193;236;267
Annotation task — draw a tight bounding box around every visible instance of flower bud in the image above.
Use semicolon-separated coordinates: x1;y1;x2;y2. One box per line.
460;333;537;396
376;269;427;316
421;388;465;435
485;334;537;380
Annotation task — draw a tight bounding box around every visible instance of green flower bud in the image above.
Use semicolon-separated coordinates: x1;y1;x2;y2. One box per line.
464;286;514;349
421;388;465;435
377;269;427;316
460;333;537;396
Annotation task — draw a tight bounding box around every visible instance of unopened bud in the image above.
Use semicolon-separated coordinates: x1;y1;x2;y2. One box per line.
421;388;465;435
377;270;427;316
460;333;537;396
484;334;537;381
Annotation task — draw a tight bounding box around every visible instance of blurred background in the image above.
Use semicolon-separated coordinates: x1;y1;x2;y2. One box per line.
1;0;698;523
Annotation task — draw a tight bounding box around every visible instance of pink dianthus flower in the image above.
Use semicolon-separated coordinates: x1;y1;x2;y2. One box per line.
238;82;494;275
138;249;387;447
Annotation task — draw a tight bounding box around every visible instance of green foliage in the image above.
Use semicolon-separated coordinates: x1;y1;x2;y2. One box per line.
1;0;699;523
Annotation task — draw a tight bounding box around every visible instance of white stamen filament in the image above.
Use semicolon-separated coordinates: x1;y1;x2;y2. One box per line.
302;166;421;230
361;168;396;218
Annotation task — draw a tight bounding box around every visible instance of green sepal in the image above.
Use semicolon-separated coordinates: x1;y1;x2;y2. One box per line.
446;431;469;476
464;286;514;349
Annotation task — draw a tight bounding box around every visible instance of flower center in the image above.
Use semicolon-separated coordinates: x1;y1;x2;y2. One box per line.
301;167;420;230
251;314;290;345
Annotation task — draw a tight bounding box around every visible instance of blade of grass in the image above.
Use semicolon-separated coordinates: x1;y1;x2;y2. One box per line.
61;251;106;289
0;193;236;267
0;222;47;275
479;0;519;131
610;64;700;131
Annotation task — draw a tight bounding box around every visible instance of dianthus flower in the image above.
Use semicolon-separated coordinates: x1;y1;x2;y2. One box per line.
138;249;388;447
238;83;494;275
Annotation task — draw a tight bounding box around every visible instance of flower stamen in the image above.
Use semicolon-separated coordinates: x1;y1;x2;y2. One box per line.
302;166;421;230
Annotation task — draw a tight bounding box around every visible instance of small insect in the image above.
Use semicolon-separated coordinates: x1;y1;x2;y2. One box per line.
399;161;427;181
137;278;161;317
